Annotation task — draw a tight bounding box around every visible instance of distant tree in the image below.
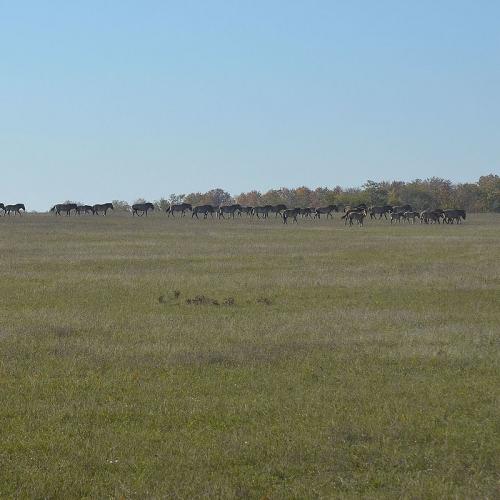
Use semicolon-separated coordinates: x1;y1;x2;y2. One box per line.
184;192;204;205
236;190;262;205
184;189;233;206
314;187;334;206
363;180;389;206
206;188;233;206
168;193;186;204
112;200;131;212
116;174;499;214
477;174;500;212
453;183;482;212
154;198;170;212
336;188;370;207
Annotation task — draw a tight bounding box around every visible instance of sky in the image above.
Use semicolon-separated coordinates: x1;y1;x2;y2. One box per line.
1;1;499;210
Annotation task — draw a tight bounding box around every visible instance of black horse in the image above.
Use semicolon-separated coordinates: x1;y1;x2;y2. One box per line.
192;205;217;219
314;205;338;219
239;206;254;216
218;204;241;219
368;206;391;220
5;203;26;216
166;203;192;217
282;208;300;224
93;203;114;215
443;209;466;224
51;203;77;216
270;204;287;217
132;203;155;216
76;205;94;215
253;205;272;218
392;204;412;213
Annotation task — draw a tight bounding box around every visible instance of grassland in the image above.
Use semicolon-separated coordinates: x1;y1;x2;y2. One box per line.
0;212;499;498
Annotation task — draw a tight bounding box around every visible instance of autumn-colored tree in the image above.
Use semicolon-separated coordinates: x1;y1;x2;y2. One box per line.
236;190;262;206
149;174;499;214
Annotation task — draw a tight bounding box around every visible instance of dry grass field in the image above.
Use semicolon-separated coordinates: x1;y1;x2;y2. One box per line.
0;212;499;498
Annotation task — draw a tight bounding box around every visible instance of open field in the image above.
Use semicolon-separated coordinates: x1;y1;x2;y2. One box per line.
0;213;499;498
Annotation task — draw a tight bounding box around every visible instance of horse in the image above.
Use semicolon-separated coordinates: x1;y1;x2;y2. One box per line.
443;209;466;224
132;203;155;216
369;206;391;220
166;203;192;217
270;204;287;217
93;203;114;215
282;208;300;224
253;206;271;218
314;205;338;219
218;204;241;219
391;204;412;213
192;205;217;219
51;203;77;216
420;209;444;224
76;205;94;215
5;203;26;216
299;207;314;218
239;206;254;216
390;211;404;224
346;209;367;226
403;211;420;224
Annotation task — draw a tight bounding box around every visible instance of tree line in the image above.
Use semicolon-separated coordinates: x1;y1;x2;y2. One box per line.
106;174;498;213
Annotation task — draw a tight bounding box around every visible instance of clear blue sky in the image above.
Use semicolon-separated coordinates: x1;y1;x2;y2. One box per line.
1;1;499;210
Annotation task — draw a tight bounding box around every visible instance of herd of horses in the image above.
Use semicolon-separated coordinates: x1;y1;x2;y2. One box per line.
49;202;157;216
43;202;467;225
0;201;467;225
338;204;466;226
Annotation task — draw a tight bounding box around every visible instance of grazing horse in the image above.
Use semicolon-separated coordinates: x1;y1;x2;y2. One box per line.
192;205;217;219
0;203;5;215
5;203;26;216
443;209;466;224
166;203;192;217
218;204;241;219
282;208;300;224
253;206;271;218
51;203;77;216
346;209;367;226
314;205;338;219
76;205;94;215
132;203;155;216
93;203;114;215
